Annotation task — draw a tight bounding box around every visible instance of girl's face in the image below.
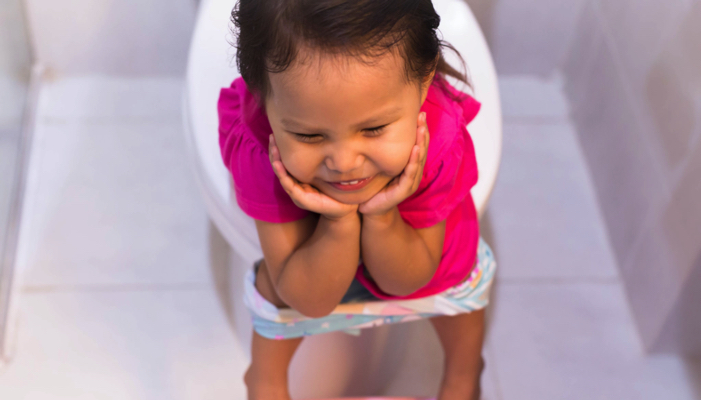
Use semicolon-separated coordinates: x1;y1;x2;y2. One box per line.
265;50;432;205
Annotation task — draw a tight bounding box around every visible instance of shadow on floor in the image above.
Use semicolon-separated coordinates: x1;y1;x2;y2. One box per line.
683;357;701;400
480;208;500;340
207;221;238;332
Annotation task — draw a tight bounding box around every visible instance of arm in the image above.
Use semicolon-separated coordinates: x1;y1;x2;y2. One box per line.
361;210;445;296
258;134;361;318
255;213;361;318
358;111;444;296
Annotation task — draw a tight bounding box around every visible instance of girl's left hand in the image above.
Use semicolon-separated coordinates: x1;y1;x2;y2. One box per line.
358;112;429;217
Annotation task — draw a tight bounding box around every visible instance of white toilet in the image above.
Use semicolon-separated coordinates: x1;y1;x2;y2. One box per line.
183;0;502;397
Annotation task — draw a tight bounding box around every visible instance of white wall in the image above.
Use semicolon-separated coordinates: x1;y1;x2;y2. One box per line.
24;0;197;76
467;0;586;76
22;0;581;78
467;0;701;355
0;0;31;127
563;0;701;354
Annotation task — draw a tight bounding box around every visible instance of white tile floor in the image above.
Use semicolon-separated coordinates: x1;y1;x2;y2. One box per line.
0;76;247;399
0;74;699;400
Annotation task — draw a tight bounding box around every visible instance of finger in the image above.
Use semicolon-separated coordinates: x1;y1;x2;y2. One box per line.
267;141;300;195
269;135;281;162
399;145;421;189
271;160;296;194
416;112;426;146
413;157;424;189
270;147;286;181
412;124;426;170
268;134;277;164
417;113;429;160
382;145;419;201
411;144;425;187
269;138;292;184
420;124;429;164
268;134;273;160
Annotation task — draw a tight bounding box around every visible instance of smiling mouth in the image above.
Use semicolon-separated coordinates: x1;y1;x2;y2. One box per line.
339;179;363;186
327;176;374;191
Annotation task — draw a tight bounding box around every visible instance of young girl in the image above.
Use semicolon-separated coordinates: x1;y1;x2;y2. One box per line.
218;1;496;399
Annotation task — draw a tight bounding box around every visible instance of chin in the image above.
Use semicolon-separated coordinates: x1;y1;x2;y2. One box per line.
324;191;372;205
320;185;384;205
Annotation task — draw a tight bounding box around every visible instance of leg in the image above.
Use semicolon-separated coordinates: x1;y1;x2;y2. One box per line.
245;332;303;400
244;260;304;400
430;309;486;400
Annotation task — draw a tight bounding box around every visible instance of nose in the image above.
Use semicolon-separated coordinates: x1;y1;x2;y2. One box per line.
324;144;363;175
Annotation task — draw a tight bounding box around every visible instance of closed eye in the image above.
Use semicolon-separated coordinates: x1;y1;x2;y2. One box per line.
291;132;323;143
364;124;388;136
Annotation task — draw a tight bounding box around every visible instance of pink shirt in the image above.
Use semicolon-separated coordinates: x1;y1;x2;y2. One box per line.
218;75;480;300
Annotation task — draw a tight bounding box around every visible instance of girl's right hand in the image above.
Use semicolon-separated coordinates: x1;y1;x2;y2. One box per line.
269;134;359;221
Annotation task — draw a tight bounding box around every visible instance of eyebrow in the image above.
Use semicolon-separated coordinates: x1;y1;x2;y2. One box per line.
280;106;403;132
279;118;323;132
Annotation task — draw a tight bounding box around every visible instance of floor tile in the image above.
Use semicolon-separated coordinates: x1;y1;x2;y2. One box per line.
487;122;618;280
20;121;211;287
491;0;586;77
486;282;698;400
481;342;503;400
498;76;570;121
8;72;698;400
36;76;183;122
378;319;501;399
0;289;247;400
569;33;670;268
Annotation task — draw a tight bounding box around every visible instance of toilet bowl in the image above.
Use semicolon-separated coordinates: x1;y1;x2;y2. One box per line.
183;0;502;397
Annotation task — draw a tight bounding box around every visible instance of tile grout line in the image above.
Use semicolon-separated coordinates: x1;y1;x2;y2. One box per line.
496;276;620;285
21;282;213;294
501;115;572;125
37;115;184;126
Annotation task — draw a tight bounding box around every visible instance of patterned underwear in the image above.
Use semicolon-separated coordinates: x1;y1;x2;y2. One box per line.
244;237;497;340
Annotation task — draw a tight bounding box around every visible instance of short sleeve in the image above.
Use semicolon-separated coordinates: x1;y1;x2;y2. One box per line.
397;84;480;229
218;79;311;223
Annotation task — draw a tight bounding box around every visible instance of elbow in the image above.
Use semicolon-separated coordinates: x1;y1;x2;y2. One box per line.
376;275;430;297
376;262;438;297
276;279;340;319
278;287;337;319
378;282;423;297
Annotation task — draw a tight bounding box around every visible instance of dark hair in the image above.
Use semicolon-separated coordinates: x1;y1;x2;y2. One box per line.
230;0;470;101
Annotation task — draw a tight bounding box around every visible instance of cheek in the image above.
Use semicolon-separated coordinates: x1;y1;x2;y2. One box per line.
370;139;415;176
371;125;417;175
276;139;321;182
